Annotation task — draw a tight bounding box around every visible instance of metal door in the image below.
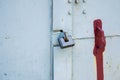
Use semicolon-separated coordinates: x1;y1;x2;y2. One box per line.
53;0;120;80
0;0;51;80
53;0;73;80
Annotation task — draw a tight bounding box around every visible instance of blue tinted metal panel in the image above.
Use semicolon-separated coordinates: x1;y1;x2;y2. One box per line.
0;0;51;80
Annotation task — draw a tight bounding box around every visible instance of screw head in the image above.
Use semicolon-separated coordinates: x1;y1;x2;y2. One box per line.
83;0;86;3
68;11;71;15
82;10;86;14
68;0;72;3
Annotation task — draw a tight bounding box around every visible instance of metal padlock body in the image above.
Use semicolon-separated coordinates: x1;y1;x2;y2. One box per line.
58;32;75;48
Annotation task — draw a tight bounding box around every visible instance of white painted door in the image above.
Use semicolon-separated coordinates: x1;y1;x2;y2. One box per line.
73;0;120;80
53;0;120;80
0;0;51;80
53;0;73;80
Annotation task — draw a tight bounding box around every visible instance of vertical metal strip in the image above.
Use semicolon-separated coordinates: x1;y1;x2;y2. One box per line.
50;0;54;80
96;55;104;80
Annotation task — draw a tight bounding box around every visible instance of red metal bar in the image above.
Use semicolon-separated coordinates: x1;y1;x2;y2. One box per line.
93;19;106;80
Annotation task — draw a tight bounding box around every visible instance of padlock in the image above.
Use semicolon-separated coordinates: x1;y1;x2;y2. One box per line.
58;31;75;48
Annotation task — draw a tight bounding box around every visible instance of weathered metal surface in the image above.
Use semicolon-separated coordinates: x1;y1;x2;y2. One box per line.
72;37;120;80
0;0;51;80
53;0;73;35
54;47;72;80
72;39;96;80
73;0;120;38
53;0;120;80
72;1;120;79
0;0;120;80
53;0;73;80
104;37;120;80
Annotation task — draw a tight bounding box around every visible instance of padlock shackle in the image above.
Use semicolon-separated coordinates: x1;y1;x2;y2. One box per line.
60;30;63;32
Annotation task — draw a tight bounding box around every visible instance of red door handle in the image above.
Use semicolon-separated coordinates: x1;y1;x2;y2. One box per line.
93;19;106;80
